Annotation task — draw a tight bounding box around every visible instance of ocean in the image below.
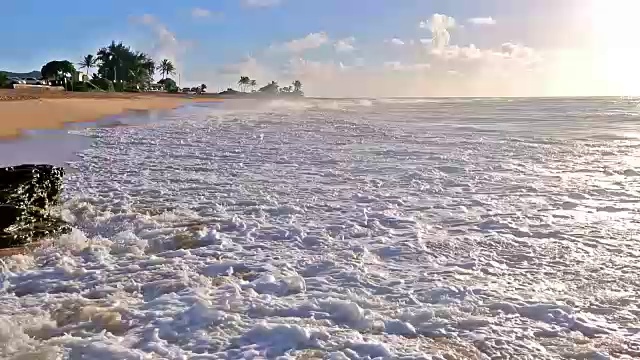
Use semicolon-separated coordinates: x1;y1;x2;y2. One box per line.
2;97;640;359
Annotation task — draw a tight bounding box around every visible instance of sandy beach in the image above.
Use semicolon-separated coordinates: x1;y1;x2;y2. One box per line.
0;89;219;138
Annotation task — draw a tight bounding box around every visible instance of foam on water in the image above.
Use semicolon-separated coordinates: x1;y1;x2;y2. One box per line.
2;98;640;359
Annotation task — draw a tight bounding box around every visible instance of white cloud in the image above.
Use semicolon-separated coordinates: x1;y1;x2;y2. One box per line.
131;14;191;73
242;0;282;8
208;47;545;97
334;37;356;52
468;17;497;25
270;32;329;53
191;7;212;18
431;44;483;60
192;12;546;97
500;42;535;59
421;13;456;50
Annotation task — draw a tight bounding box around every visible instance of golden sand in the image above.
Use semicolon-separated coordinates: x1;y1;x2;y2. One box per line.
0;89;220;138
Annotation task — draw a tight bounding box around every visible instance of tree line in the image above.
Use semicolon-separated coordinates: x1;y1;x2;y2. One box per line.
33;41;186;93
1;40;304;96
236;76;303;95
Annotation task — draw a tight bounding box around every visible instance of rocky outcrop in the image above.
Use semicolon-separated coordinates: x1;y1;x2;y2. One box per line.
0;164;70;248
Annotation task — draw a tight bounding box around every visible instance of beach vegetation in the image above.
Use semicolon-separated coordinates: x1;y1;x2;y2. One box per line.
90;76;115;92
96;41;155;89
41;60;76;84
31;40;307;96
259;81;279;94
157;59;176;80
238;76;251;92
0;72;8;88
78;55;97;76
66;81;89;92
159;78;178;92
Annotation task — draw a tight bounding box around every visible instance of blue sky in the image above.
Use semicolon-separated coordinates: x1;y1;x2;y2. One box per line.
1;0;638;96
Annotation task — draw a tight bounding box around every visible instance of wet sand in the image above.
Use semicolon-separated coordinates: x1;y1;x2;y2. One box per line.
0;89;220;138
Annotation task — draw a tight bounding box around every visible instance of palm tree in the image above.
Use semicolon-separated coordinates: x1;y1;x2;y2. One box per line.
78;54;97;76
97;41;133;82
95;41;156;90
293;80;302;92
238;76;250;92
157;59;176;80
250;79;257;92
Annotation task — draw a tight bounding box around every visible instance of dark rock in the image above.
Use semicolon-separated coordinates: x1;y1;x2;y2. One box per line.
0;164;70;248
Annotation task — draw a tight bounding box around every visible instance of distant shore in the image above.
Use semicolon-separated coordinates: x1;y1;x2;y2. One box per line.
0;89;223;138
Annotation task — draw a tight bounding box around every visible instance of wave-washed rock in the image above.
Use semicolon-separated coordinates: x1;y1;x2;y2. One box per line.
0;164;70;248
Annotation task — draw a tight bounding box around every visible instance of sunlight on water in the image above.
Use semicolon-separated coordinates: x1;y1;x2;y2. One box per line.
2;97;640;359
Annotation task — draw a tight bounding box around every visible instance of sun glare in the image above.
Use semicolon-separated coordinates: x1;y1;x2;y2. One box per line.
591;0;640;95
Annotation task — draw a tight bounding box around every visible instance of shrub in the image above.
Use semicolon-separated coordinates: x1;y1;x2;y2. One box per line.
113;82;125;92
65;81;89;92
0;72;8;88
90;78;114;92
160;78;178;93
124;84;141;92
74;82;88;92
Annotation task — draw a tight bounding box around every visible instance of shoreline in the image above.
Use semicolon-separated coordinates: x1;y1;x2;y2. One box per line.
0;89;222;139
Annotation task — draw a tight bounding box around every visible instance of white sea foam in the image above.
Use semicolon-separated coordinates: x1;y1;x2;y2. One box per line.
2;98;640;358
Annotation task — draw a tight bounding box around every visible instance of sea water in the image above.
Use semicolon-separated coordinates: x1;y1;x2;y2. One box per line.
2;97;640;359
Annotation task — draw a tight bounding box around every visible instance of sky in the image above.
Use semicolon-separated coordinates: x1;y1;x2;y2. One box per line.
1;0;639;97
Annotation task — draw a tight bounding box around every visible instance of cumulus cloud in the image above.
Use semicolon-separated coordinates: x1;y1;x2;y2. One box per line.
421;13;456;50
334;37;356;52
500;42;536;59
270;32;329;53
194;13;544;97
242;0;282;8
431;44;483;60
468;17;497;25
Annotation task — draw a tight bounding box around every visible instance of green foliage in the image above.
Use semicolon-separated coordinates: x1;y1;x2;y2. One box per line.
238;76;251;92
65;81;89;92
0;72;8;88
157;59;176;79
124;84;141;92
96;41;155;90
41;60;76;80
113;82;125;92
78;54;97;75
90;77;114;92
160;78;178;92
